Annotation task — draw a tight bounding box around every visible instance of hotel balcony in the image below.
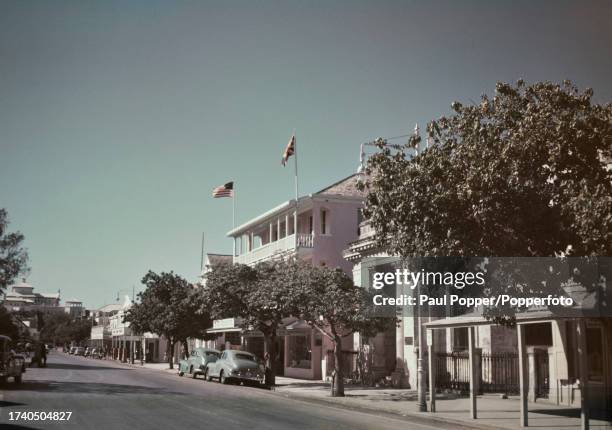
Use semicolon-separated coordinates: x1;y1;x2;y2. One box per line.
234;232;314;265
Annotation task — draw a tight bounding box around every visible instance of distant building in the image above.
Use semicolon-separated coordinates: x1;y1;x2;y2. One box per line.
64;299;85;318
3;279;61;312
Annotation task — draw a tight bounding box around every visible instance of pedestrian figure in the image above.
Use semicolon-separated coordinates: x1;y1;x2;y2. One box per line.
39;343;47;367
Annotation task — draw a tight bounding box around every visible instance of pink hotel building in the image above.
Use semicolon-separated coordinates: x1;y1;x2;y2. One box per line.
206;174;365;380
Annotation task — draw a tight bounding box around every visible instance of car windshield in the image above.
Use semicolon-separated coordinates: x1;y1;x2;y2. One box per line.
205;352;218;357
234;353;254;361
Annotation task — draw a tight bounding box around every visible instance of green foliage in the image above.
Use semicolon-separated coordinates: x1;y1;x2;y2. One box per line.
362;80;612;258
125;271;213;367
0;306;22;341
203;261;301;386
38;311;90;345
205;260;393;394
0;209;29;291
289;264;393;396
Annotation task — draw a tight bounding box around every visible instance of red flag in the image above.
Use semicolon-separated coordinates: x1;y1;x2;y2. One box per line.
281;134;295;166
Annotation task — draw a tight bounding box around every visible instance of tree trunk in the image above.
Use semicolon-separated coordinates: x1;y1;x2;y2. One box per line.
168;340;174;370
331;334;345;397
181;339;189;360
263;330;277;388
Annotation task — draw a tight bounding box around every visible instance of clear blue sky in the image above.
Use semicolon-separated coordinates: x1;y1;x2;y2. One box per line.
2;0;611;308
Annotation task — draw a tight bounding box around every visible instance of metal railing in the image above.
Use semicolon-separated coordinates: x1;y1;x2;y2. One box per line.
436;351;521;395
234;233;314;265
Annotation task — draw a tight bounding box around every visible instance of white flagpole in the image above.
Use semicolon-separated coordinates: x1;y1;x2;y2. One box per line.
293;130;298;251
232;185;236;257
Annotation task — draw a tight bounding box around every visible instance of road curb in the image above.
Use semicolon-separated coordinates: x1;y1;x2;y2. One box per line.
270;390;510;430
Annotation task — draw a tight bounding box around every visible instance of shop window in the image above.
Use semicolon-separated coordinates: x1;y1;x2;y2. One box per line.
287;334;311;369
224;332;241;346
453;327;468;351
526;323;552;346
320;209;330;235
587;326;603;382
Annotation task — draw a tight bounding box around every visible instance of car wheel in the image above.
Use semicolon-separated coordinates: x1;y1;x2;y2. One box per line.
206;370;213;382
14;374;22;384
178;370;184;377
192;369;198;379
220;370;229;384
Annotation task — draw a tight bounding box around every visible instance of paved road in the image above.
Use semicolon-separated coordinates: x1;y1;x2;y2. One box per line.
0;352;461;430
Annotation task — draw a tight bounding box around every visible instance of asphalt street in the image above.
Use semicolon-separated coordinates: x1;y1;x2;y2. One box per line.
0;352;465;430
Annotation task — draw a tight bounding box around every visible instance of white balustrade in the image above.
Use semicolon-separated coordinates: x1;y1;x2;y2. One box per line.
234;233;314;265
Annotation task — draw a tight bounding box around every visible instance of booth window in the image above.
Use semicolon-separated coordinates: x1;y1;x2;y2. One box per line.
287;334;311;369
587;326;603;382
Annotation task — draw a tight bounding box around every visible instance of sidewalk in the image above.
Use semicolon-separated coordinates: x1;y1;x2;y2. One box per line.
274;378;612;430
106;359;611;430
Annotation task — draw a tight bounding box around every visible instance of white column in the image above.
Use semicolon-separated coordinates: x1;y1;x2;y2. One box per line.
469;326;477;419
518;324;528;427
428;329;436;412
576;320;589;430
269;223;273;242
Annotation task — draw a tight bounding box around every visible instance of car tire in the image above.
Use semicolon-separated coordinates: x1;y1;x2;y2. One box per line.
178;371;184;377
14;374;22;384
192;369;198;379
220;370;229;384
206;370;213;382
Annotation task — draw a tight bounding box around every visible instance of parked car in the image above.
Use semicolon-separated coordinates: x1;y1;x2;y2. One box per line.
74;347;85;356
0;335;25;385
206;350;264;386
178;348;220;379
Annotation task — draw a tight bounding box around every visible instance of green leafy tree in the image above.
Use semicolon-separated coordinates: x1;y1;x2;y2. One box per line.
291;264;393;397
204;261;298;387
125;271;212;369
37;312;90;346
0;306;22;341
0;209;28;292
362;80;612;258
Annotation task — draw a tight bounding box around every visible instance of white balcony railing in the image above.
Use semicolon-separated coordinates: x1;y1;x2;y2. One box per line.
235;233;313;265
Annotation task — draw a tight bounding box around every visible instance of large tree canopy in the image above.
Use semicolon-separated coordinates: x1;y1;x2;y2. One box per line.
0;208;28;291
361;80;612;258
125;271;212;368
290;264;393;397
203;261;300;387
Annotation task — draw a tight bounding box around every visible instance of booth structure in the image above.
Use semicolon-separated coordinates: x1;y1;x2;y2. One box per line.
424;311;611;430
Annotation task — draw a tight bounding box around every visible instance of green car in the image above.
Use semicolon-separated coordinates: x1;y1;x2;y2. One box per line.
178;347;220;379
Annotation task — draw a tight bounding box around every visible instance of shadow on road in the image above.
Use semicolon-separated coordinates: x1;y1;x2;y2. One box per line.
44;362;129;371
0;425;40;430
5;380;188;396
0;400;27;408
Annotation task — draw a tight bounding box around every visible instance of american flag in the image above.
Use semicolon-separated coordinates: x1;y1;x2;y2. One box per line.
212;182;234;198
281;134;295;166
